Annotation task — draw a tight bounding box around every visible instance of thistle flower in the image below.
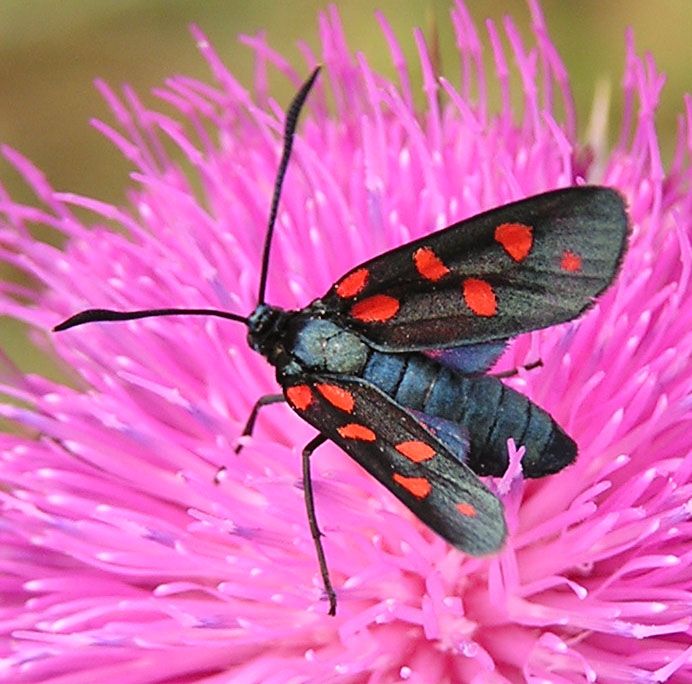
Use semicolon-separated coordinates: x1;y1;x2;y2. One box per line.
2;2;692;683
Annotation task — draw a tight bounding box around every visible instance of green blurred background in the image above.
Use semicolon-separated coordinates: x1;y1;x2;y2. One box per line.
1;0;691;378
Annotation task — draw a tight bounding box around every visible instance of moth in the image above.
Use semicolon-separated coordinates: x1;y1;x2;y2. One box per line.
55;67;629;615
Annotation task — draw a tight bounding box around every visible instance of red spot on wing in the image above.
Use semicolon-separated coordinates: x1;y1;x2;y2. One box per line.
462;278;497;316
456;502;478;517
395;440;435;463
336;268;369;298
351;294;400;322
413;247;450;282
337;423;376;441
495;222;533;262
561;250;582;273
316;383;354;413
393;473;431;498
286;385;313;411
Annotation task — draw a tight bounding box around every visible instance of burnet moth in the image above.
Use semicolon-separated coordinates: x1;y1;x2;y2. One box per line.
55;67;629;615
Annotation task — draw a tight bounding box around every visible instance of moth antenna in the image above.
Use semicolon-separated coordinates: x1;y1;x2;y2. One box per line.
256;66;321;306
53;69;322;334
54;307;248;332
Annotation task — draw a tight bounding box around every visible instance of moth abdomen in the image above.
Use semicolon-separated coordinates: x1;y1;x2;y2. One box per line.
363;349;576;479
454;375;576;478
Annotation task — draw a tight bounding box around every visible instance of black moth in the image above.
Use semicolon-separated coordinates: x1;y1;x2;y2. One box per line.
55;67;629;615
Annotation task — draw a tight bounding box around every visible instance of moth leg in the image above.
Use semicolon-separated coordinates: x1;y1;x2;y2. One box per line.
215;394;285;483
302;433;338;616
234;394;285;454
493;359;543;379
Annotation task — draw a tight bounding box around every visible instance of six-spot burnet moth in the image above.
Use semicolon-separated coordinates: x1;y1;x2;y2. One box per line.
54;67;629;616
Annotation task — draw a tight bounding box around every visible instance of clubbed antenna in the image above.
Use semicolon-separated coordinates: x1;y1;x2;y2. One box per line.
54;67;322;333
256;66;321;305
54;308;248;332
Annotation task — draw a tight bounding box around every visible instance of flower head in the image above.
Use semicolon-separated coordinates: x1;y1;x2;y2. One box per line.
2;2;692;682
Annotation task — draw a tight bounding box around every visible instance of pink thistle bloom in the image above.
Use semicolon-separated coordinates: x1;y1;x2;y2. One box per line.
1;2;692;682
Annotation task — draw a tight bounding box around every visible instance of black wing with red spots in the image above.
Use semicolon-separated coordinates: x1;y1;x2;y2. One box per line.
284;375;507;555
317;186;628;350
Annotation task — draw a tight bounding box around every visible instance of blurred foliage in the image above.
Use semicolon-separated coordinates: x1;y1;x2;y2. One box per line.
1;0;691;377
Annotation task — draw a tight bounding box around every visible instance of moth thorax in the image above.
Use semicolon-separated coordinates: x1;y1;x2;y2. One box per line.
292;318;368;374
